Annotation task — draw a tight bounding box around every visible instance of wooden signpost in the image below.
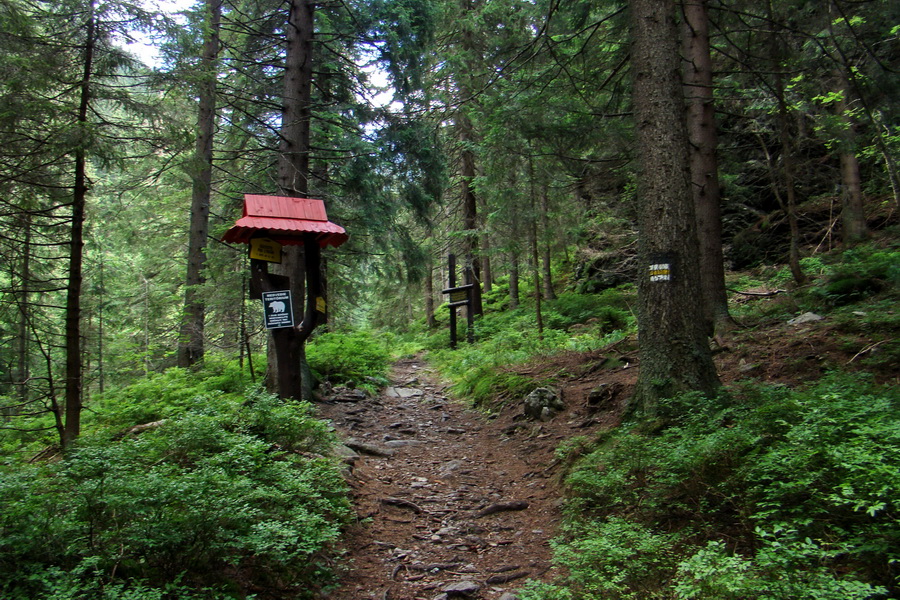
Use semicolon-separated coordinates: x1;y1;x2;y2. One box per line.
222;195;347;400
442;253;475;349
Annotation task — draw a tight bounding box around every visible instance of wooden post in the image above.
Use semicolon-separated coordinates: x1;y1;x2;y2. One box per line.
464;264;475;344
448;253;458;350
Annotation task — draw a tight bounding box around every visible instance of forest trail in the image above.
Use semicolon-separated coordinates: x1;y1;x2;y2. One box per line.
316;357;569;600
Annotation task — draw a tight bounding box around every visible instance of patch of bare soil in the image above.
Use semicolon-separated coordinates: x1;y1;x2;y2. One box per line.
316;301;891;599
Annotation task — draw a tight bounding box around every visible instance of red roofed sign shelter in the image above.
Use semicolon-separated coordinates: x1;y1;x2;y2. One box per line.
223;194;347;400
222;194;347;248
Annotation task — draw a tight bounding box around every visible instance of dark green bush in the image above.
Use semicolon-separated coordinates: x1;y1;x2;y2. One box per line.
88;359;251;430
0;390;350;599
548;375;896;599
306;330;391;391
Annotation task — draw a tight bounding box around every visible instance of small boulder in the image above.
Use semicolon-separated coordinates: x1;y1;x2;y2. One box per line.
442;580;481;597
524;387;564;421
787;311;824;325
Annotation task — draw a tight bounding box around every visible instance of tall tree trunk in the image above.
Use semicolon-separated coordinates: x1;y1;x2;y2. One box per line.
278;0;313;198
681;0;730;338
834;70;867;245
269;0;316;401
766;0;805;285
177;0;221;368
481;237;493;294
530;219;543;339
459;124;484;316
508;251;520;309
13;214;31;411
457;0;484;317
539;186;556;301
64;3;96;448
629;0;720;417
425;259;436;328
528;160;543;338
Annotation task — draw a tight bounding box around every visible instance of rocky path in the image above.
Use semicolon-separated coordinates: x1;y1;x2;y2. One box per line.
316;357;565;600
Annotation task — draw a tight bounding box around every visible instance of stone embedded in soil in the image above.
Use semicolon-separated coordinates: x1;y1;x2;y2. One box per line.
787;311;824;325
442;580;481;596
332;387;368;402
523;387;564;420
386;386;425;398
384;439;427;447
344;439;395;457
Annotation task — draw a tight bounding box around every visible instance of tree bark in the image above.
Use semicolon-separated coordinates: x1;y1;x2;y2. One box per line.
12;214;31;411
629;0;720;417
425;259;436;328
539;187;556;301
177;0;221;368
460;122;485;316
508;251;520;309
64;2;96;448
834;69;868;246
456;0;484;317
681;0;730;338
269;0;316;401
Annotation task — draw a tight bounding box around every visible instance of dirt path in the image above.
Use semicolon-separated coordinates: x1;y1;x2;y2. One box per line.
316;357;566;600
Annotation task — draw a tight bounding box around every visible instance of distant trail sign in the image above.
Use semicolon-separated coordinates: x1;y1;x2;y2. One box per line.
443;284;474;307
441;254;476;348
262;290;294;329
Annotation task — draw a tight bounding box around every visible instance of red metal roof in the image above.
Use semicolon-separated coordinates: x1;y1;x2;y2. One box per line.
222;194;348;248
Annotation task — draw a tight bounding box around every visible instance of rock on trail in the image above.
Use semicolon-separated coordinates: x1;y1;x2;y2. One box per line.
316;358;562;600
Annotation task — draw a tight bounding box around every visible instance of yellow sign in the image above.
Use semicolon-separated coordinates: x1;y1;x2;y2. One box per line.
249;238;282;263
316;297;326;314
449;289;468;303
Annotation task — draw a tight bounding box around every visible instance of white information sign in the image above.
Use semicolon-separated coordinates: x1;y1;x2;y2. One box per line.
262;290;294;329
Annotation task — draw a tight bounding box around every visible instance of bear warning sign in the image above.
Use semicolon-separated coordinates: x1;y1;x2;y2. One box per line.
262;290;294;329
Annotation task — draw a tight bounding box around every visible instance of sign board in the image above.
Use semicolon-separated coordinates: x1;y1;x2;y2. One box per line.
442;284;474;308
250;237;283;263
648;253;676;283
648;263;671;282
316;296;326;314
262;290;294;329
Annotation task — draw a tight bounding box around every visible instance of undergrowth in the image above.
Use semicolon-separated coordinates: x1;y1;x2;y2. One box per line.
0;366;351;599
424;285;636;405
522;374;898;599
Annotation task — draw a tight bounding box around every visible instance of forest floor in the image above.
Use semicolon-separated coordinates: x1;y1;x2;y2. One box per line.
315;292;895;600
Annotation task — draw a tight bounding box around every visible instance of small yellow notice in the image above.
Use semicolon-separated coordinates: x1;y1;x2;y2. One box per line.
249;238;282;263
316;297;326;314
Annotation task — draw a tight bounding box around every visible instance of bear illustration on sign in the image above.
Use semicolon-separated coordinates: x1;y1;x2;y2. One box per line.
268;300;286;313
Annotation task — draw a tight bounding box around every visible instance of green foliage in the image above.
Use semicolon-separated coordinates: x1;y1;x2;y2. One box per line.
424;285;636;406
306;330;392;391
0;389;350;599
675;538;884;600
810;247;900;307
87;358;251;430
545;374;897;598
552;518;680;599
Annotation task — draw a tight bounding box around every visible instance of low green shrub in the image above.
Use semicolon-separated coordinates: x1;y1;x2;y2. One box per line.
0;390;350;599
306;330;391;391
545;374;897;598
88;359;251;431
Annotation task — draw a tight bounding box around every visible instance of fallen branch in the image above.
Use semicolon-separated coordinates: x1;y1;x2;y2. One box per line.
112;420;166;440
381;497;426;514
486;570;530;585
848;339;890;364
727;288;787;297
474;500;529;518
